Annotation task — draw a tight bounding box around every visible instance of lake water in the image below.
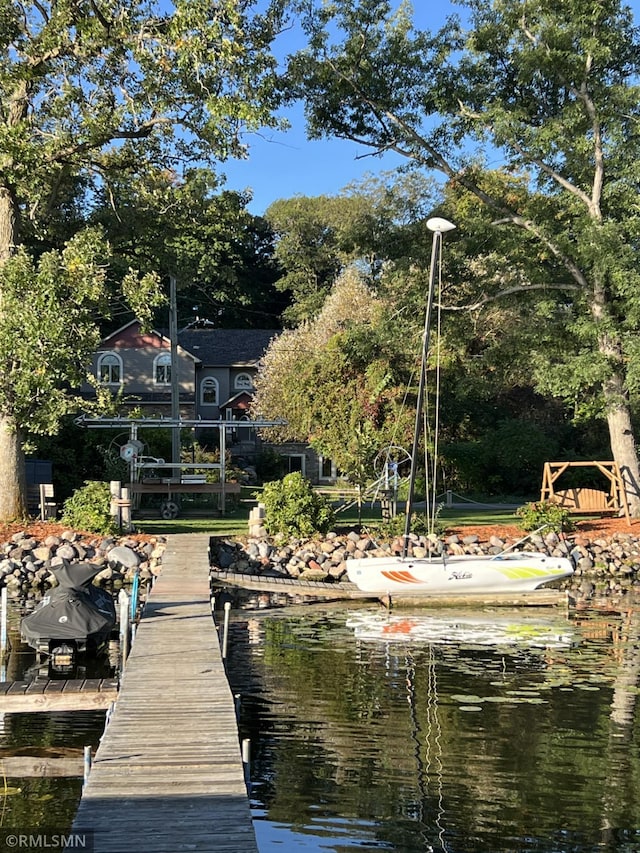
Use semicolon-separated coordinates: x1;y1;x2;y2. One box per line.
5;598;640;852
0;631;110;837
224;601;640;853
0;707;105;834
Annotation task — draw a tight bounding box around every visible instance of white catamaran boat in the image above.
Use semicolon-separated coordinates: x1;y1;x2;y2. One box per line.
345;549;574;595
345;218;574;598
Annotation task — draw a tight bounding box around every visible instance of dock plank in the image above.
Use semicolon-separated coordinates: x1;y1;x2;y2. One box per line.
69;533;258;853
0;679;118;713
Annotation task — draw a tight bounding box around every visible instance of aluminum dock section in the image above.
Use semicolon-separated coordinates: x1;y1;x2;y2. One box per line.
70;533;258;853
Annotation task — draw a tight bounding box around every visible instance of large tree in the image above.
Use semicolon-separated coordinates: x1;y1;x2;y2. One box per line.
252;267;415;487
265;170;441;325
287;0;640;513
0;0;285;520
92;168;286;330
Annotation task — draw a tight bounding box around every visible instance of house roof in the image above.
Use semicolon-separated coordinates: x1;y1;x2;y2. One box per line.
177;328;279;367
219;391;253;410
99;319;199;362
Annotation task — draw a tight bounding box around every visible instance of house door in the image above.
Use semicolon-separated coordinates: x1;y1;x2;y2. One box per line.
287;454;306;476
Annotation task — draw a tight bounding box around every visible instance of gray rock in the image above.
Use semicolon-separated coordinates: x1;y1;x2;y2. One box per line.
107;545;141;569
56;544;78;561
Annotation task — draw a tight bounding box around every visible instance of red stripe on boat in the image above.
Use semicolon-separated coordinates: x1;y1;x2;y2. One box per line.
381;570;421;584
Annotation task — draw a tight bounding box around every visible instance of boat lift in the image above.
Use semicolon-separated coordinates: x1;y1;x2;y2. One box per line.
75;415;286;516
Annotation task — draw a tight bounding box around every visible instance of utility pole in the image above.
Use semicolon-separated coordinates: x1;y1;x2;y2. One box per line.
169;274;180;465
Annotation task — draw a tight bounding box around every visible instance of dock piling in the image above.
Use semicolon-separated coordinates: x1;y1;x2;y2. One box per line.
0;587;8;663
83;746;92;787
222;600;231;660
242;738;251;786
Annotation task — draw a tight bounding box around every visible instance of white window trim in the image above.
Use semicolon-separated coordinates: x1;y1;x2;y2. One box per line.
200;376;219;406
234;372;253;391
153;352;172;386
97;352;123;386
318;456;337;482
286;454;306;476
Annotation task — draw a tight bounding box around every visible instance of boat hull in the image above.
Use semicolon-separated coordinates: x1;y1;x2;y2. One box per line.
345;552;574;594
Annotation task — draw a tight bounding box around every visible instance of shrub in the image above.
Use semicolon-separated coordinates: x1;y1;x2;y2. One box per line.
60;480;119;535
515;500;575;534
257;472;335;538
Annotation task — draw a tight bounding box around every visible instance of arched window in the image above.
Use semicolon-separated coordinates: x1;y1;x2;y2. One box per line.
234;372;253;391
201;377;219;406
97;352;122;385
154;353;172;385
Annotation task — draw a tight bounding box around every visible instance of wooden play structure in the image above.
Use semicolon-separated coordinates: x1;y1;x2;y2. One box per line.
540;461;631;526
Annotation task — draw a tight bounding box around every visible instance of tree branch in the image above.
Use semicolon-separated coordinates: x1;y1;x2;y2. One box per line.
442;282;580;313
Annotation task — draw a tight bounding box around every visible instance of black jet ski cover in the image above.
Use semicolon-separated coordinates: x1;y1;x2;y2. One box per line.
21;561;116;649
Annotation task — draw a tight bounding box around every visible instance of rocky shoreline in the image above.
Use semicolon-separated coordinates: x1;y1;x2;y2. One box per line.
211;527;640;600
0;529;167;598
4;523;640;603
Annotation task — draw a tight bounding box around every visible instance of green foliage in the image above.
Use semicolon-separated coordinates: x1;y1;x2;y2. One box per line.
93;173;285;329
287;0;640;511
0;0;287;521
0;231;106;433
257;472;335;537
443;418;561;496
255;448;288;482
515;501;575;534
60;481;119;535
253;268;414;488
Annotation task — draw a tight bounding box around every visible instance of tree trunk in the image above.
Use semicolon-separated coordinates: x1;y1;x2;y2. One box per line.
0;181;27;522
0;185;18;263
605;394;640;517
592;277;640;517
0;414;27;520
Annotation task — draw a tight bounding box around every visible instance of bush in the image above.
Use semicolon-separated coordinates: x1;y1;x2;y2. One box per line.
515;500;575;534
60;480;119;535
257;472;335;538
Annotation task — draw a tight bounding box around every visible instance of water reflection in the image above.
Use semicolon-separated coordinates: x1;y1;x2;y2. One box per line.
224;604;640;853
0;628;110;835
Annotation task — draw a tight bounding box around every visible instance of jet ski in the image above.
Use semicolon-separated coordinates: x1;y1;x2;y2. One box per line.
21;562;116;661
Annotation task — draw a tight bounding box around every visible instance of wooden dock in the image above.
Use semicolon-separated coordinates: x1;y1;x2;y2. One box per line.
0;747;85;777
0;678;118;713
70;533;258;853
210;568;375;600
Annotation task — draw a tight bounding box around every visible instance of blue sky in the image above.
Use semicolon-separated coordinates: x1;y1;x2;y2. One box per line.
221;0;640;215
221;1;457;214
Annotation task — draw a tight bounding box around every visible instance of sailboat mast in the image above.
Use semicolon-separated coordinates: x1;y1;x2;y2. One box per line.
402;218;456;559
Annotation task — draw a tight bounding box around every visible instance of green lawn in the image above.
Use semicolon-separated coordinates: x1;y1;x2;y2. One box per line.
134;500;524;538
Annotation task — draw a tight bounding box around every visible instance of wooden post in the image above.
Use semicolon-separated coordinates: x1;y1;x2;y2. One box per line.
121;486;132;531
110;481;121;526
0;586;8;664
221;601;231;660
83;746;92;787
